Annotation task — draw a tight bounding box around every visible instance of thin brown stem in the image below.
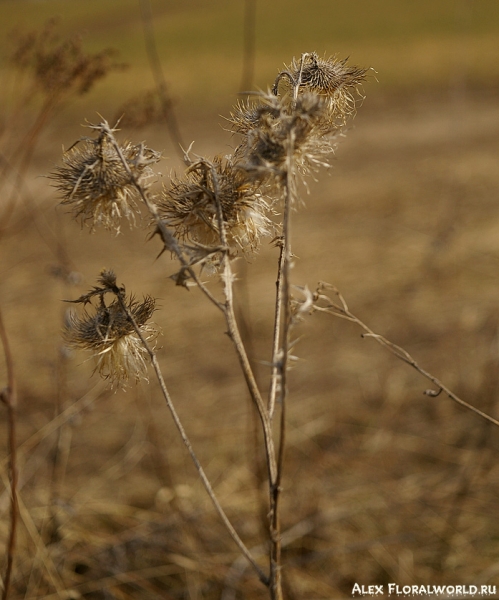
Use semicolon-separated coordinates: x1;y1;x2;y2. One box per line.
0;307;18;600
138;0;186;163
206;162;277;487
239;0;257;93
314;284;499;429
268;239;285;419
112;289;269;585
293;53;309;102
101;122;224;312
271;71;295;97
104;120;280;594
269;155;295;600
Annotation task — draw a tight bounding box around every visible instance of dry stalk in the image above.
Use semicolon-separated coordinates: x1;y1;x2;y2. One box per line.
109;280;269;586
104;126;282;584
312;283;499;428
206;159;277;483
0;307;18;600
207;160;282;597
55;50;368;598
268;239;285;418
138;0;186;162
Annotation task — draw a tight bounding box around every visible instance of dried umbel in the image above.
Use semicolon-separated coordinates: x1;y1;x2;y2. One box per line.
51;125;160;232
158;156;274;254
64;270;158;388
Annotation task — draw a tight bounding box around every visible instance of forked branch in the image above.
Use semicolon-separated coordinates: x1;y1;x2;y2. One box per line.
312;283;499;428
109;280;270;586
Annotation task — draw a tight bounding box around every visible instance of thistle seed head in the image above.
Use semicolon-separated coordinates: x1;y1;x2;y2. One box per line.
65;276;158;388
51;126;160;233
158;156;274;254
233;91;338;182
287;53;368;122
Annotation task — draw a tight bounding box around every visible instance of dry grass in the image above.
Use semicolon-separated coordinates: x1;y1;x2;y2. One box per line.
2;4;499;599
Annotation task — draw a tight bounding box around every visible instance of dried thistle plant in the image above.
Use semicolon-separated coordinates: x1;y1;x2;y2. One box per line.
54;52;369;600
231;91;338;185
230;54;367;192
51;124;161;232
41;47;499;600
64;270;158;388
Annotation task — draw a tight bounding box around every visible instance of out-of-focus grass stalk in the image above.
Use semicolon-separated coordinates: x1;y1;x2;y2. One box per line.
0;307;18;600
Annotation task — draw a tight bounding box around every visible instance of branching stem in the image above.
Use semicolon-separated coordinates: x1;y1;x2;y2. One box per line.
101;122;224;312
315;285;499;429
105;128;274;586
113;289;269;586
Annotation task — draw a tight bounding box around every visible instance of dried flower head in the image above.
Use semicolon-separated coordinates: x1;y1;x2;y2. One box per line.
51;125;160;232
64;271;158;388
9;18;125;97
232;91;338;182
158;156;273;254
287;52;368;122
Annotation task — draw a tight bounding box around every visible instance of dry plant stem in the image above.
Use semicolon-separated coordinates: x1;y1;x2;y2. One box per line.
0;307;18;600
271;72;295;96
239;0;257;92
268;240;285;419
0;94;59;232
102;123;223;311
138;0;187;162
194;161;281;596
293;53;309;102
207;162;277;485
112;289;269;586
269;158;294;600
318;288;499;428
208;163;283;597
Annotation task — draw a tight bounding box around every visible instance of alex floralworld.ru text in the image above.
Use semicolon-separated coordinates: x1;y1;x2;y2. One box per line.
352;583;497;596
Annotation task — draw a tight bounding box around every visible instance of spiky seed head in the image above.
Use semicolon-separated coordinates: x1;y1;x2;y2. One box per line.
65;287;158;388
286;53;368;123
233;91;339;183
51;128;160;233
158;156;274;255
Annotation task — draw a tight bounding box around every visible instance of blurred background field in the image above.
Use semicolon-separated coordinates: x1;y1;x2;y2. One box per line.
1;0;499;598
